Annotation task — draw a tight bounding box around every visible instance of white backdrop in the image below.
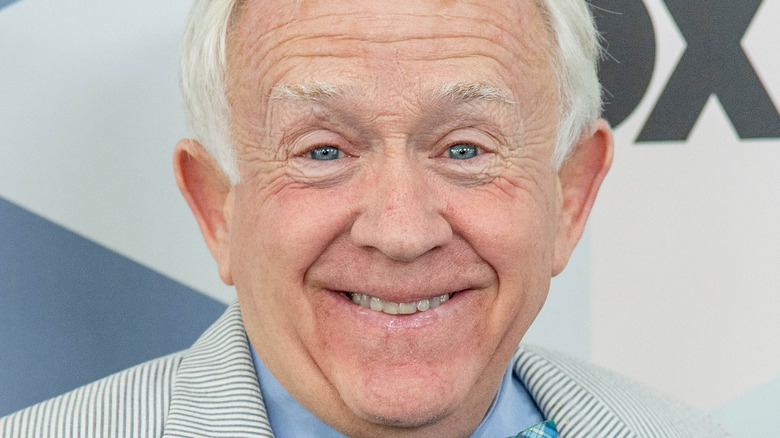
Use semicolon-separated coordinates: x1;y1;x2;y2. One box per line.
1;0;778;435
589;1;780;434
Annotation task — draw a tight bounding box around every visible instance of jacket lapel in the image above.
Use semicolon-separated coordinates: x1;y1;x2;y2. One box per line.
163;302;275;437
513;345;712;438
514;345;635;437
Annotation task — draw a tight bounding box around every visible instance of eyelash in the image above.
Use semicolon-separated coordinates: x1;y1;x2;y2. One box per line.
294;129;493;163
303;144;484;160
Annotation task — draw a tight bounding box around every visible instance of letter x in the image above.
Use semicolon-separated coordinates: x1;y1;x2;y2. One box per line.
638;0;780;142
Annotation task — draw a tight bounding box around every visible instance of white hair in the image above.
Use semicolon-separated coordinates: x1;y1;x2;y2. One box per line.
179;0;602;184
180;0;240;182
535;0;603;167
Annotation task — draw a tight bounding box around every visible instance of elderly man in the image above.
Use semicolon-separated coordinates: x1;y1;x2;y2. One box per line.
1;0;726;437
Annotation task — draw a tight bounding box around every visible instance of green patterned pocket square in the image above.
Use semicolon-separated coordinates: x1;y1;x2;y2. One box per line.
509;420;558;438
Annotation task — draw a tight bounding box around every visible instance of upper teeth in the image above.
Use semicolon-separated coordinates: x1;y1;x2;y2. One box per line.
349;292;451;315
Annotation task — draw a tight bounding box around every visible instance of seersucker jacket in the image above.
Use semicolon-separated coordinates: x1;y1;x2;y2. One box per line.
0;302;728;438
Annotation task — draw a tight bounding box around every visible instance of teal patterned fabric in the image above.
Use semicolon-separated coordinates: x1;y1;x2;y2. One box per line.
510;420;558;438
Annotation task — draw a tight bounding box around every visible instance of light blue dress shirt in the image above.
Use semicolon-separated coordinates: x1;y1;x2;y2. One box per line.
250;343;544;437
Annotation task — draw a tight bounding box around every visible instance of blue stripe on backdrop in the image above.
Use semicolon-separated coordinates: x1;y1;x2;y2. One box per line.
0;196;228;417
0;0;21;11
713;373;780;437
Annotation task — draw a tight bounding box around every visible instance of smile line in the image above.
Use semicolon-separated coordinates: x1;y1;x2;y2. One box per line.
346;292;452;315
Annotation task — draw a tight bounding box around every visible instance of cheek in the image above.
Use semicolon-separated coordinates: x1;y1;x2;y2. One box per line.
445;176;558;277
231;179;358;286
442;172;559;337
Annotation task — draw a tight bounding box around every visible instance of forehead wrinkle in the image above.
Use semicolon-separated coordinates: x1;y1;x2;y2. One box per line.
257;40;520;71
230;31;551;113
227;1;554;96
231;0;541;38
228;1;558;140
229;5;537;62
241;29;519;62
229;0;553;68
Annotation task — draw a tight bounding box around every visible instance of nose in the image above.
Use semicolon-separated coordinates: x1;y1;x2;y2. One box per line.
350;155;452;262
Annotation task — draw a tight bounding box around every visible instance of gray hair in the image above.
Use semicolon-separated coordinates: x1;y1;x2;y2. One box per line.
179;0;603;184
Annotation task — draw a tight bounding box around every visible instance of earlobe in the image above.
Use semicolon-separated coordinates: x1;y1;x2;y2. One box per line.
551;119;614;276
173;139;235;285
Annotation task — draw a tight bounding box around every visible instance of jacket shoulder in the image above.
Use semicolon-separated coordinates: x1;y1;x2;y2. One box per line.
0;352;183;438
515;345;730;438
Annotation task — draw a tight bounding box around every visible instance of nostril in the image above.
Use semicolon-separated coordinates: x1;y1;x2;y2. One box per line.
350;212;453;262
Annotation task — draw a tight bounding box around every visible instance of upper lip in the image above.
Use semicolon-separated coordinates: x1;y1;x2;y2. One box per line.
324;283;478;304
307;253;494;303
340;290;460;303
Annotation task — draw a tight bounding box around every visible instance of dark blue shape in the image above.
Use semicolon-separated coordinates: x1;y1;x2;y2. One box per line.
0;196;228;417
0;0;22;11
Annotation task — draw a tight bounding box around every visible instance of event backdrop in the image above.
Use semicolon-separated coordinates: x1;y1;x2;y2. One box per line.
1;0;778;436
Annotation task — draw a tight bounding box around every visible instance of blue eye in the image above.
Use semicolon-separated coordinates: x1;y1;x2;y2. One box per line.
309;146;342;161
447;143;479;160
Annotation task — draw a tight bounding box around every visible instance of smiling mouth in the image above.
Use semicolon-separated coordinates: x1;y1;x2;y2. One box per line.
345;292;453;315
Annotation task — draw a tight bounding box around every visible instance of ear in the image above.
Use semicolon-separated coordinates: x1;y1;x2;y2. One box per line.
551;119;614;276
173;139;235;285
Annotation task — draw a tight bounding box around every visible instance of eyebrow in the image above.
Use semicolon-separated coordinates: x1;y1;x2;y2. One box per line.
269;82;343;102
269;81;516;106
434;82;516;105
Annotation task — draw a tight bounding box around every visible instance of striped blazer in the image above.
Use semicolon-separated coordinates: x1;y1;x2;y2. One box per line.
0;302;728;437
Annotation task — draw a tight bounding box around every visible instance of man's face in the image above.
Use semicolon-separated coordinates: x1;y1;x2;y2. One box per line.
223;0;565;434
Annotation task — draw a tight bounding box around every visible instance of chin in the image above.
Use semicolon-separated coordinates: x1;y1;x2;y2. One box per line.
361;409;444;429
337;366;468;431
350;400;451;431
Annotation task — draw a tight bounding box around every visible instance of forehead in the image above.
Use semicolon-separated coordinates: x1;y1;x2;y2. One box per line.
226;0;555;110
